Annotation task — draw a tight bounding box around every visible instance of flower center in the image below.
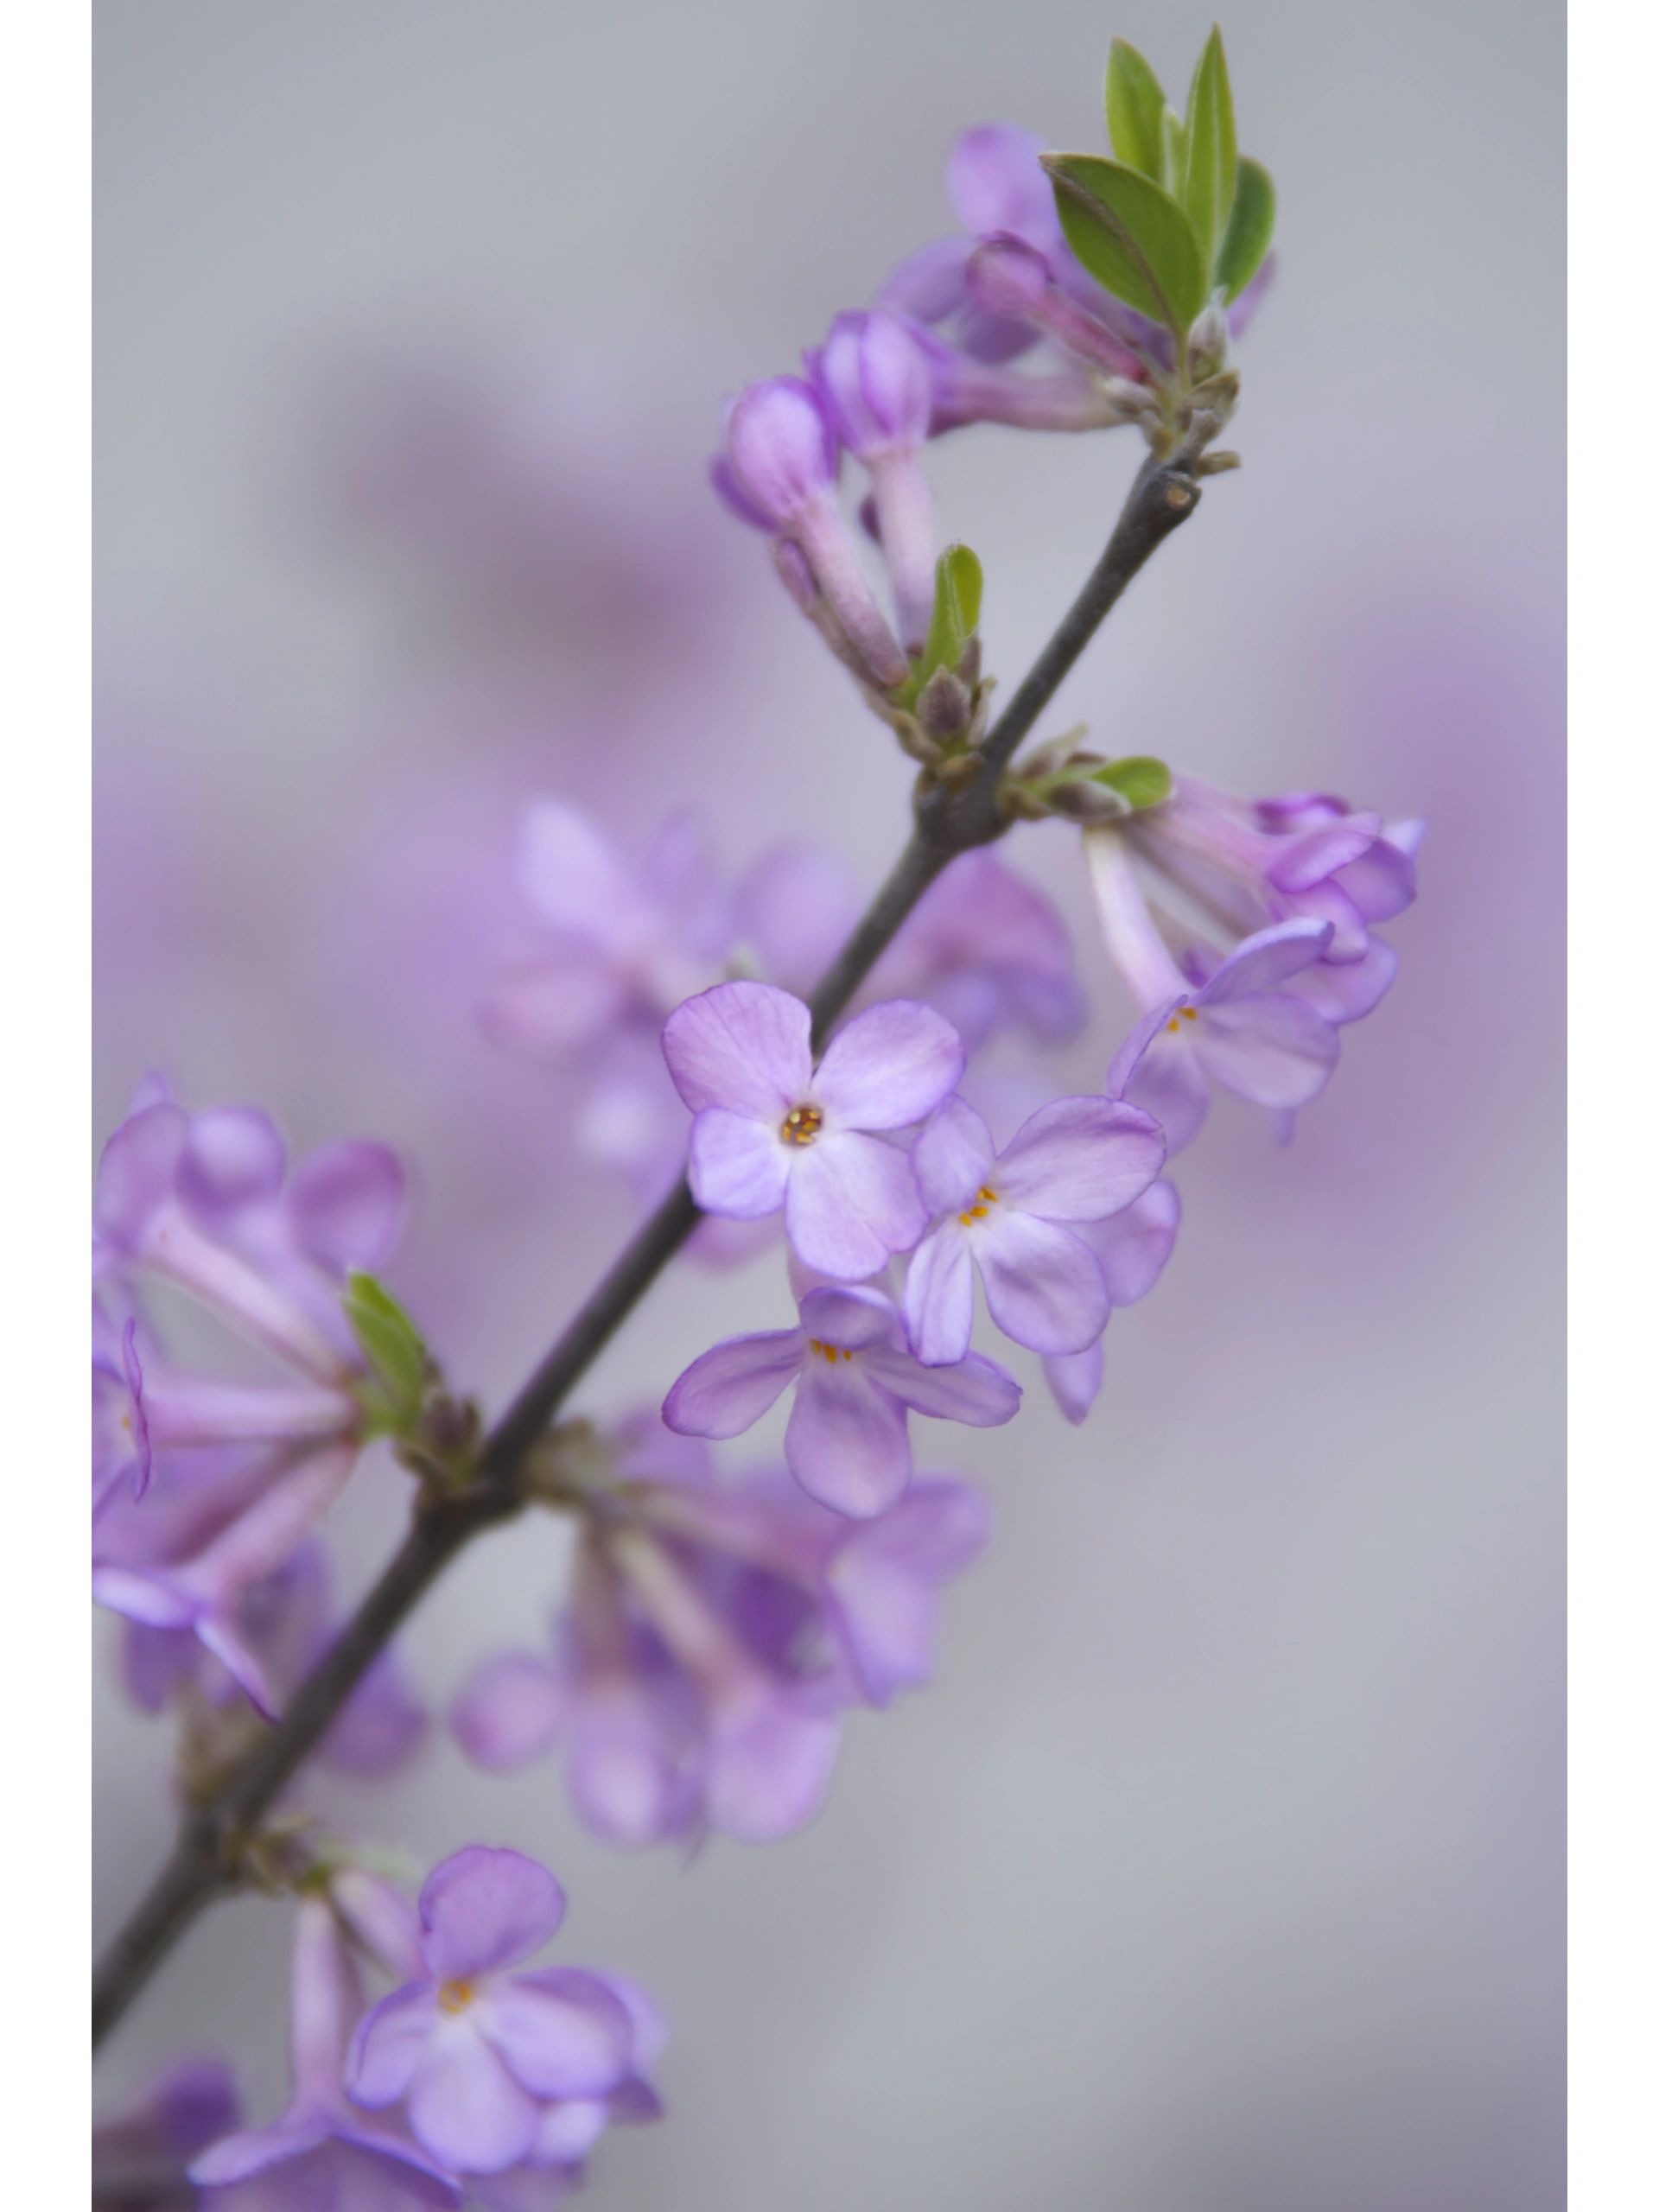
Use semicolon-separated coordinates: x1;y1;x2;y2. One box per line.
806;1338;851;1363
779;1104;823;1147
957;1184;998;1227
437;1978;477;2015
1165;1006;1199;1034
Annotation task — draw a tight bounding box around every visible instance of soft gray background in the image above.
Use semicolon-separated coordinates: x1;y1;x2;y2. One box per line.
94;3;1563;2207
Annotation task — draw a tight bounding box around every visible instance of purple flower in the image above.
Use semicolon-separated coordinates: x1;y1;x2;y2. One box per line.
967;232;1147;380
483;804;732;1065
664;1281;1018;1517
89;1086;411;1701
346;1848;636;2177
808;309;938;651
119;1541;427;1779
661;981;963;1281
1041;1178;1181;1425
1088;829;1341;1153
903;1095;1165;1365
94;2060;242;2212
191;1896;460;2208
715;377;908;688
453;1417;987;1844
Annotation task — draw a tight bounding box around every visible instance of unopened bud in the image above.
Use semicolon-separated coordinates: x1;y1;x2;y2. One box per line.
917;664;973;741
1047;779;1133;823
1188;302;1229;378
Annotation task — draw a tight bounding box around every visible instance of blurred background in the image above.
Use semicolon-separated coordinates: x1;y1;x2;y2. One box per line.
93;2;1563;2206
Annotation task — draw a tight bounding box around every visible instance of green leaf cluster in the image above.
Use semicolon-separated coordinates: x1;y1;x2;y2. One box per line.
343;1270;429;1435
1043;28;1275;341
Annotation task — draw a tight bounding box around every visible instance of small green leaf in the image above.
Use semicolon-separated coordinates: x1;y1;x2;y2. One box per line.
1093;755;1173;810
1043;154;1206;334
1216;155;1275;302
919;543;982;683
1104;38;1167;179
1160;105;1187;190
1181;27;1238;279
343;1271;428;1429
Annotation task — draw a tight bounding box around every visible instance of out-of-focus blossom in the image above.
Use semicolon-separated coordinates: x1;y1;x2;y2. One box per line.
193;1897;459;2209
90;1084;410;1708
346;1848;639;2177
664;1282;1018;1517
1041;1179;1182;1424
662;982;963;1281
119;1541;427;1781
903;1094;1165;1364
1088;828;1342;1152
453;1416;987;1845
93;2060;241;2212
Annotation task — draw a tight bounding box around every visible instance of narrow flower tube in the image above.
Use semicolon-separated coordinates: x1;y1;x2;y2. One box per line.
968;234;1147;380
811;310;939;652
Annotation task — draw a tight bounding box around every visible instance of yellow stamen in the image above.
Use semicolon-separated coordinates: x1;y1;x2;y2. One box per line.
779;1104;823;1147
437;1979;476;2016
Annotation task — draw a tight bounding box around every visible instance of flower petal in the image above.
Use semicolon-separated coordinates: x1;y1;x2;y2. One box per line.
810;1000;963;1129
474;1969;632;2099
704;1697;842;1841
1294;938;1397;1025
1044;1338;1105;1426
686;1109;789;1218
994;1096;1165;1222
796;1283;905;1350
406;2020;542;2175
785;1131;925;1279
902;1221;976;1368
1195;995;1339;1110
863;1345;1021;1428
1194;918;1332;1006
660;981;811;1117
452;1654;567;1772
285;1141;408;1272
346;1981;440;2108
662;1330;804;1439
912;1095;995;1215
828;1478;989;1703
1090;1179;1180;1306
975;1211;1110;1355
1118;1033;1211;1154
176;1108;288;1224
419;1847;564;1980
785;1362;913;1516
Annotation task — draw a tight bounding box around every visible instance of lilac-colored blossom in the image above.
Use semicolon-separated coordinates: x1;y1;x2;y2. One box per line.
1041;1178;1182;1424
94;2060;242;2212
1088;830;1341;1152
346;1848;636;2177
664;1281;1018;1517
715;377;908;688
808;308;938;651
661;981;963;1281
453;1417;987;1845
903;1094;1165;1364
193;1897;459;2209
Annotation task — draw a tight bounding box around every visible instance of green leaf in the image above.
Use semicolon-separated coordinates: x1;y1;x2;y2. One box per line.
343;1271;428;1429
1216;155;1275;302
1104;38;1167;179
918;543;982;683
1092;755;1173;810
1160;105;1187;190
1180;27;1238;279
1043;154;1206;334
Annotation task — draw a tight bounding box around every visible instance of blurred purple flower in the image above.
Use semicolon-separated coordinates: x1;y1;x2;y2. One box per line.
662;982;963;1281
664;1281;1018;1517
192;1896;458;2209
453;1417;987;1844
346;1849;638;2177
903;1094;1165;1364
94;2059;241;2212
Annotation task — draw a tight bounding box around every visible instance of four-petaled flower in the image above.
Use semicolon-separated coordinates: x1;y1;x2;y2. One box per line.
662;981;963;1281
346;1848;636;2177
664;1282;1019;1517
903;1095;1165;1365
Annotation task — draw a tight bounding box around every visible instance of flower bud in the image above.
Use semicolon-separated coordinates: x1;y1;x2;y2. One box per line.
813;308;932;456
722;377;838;531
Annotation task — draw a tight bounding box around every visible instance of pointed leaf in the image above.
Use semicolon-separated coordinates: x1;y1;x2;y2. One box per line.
1216;156;1275;302
1092;756;1172;810
1160;106;1187;191
1181;28;1238;280
343;1271;428;1428
1105;38;1167;179
1044;154;1206;334
919;543;982;682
